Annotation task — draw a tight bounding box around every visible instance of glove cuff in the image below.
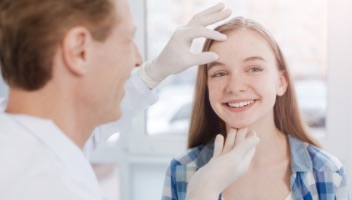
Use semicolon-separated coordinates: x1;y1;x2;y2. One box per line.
138;60;162;89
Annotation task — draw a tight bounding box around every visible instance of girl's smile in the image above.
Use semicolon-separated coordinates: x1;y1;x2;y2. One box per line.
223;99;257;112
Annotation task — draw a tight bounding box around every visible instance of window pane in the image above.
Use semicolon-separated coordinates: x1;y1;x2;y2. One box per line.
146;0;327;137
0;77;8;97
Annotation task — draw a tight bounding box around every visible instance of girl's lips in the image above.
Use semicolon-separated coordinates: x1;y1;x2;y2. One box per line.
223;99;257;112
227;100;255;108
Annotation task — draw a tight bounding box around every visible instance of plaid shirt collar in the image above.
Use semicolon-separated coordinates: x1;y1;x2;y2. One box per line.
289;135;313;172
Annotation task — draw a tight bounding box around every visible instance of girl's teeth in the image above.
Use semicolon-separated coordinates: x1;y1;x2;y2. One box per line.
228;100;254;108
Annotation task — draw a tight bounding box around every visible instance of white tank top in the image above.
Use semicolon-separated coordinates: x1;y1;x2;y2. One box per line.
284;192;295;200
221;192;294;200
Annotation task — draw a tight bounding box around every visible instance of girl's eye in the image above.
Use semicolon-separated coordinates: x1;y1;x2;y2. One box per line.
211;72;227;78
248;66;263;72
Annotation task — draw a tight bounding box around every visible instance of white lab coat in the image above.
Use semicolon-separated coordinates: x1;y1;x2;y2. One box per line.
0;71;158;199
0;71;158;156
0;113;106;200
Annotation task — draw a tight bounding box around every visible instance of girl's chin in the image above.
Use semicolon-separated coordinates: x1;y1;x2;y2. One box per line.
225;122;252;131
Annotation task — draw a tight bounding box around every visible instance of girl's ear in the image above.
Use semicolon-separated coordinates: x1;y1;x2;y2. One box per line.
277;71;288;96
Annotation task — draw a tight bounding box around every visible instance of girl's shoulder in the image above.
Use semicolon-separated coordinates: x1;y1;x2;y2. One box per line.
290;137;348;198
288;135;344;172
306;144;344;172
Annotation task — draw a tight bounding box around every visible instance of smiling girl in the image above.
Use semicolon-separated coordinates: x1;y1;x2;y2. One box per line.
162;17;348;200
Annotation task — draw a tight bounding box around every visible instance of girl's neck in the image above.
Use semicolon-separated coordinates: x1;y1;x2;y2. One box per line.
248;118;290;166
225;122;289;165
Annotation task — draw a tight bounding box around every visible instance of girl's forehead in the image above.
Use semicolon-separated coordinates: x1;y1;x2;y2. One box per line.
211;29;268;49
209;29;276;62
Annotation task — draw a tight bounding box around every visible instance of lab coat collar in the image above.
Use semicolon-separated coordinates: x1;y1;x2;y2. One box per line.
7;113;104;197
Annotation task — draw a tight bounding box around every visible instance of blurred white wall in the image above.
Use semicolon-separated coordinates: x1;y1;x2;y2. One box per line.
326;0;352;192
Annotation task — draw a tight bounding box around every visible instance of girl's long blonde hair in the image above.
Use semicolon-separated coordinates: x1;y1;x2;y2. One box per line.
187;17;320;148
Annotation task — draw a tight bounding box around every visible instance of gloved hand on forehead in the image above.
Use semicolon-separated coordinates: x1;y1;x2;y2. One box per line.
139;3;231;89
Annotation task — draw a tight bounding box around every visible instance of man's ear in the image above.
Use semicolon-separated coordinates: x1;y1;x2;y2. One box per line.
277;71;288;96
61;27;92;75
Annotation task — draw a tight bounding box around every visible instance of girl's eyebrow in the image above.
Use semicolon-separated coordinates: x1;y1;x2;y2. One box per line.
207;61;225;71
243;56;266;62
207;56;266;71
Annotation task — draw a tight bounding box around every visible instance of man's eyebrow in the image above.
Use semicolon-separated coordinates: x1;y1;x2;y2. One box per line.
207;61;225;70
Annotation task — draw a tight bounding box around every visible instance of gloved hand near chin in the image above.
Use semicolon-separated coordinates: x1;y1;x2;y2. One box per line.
139;3;232;89
185;128;260;200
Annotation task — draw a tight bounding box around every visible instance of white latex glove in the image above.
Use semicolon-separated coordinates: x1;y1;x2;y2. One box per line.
185;128;260;200
139;3;232;89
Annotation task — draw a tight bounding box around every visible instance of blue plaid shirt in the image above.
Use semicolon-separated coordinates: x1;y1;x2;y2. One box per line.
162;135;349;200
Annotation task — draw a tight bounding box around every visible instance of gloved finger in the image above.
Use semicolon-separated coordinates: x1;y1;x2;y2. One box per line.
189;8;231;27
188;52;219;66
242;147;256;166
234;128;248;146
189;2;232;27
223;128;237;154
246;130;257;138
213;134;224;158
192;3;225;18
232;134;259;158
178;27;227;42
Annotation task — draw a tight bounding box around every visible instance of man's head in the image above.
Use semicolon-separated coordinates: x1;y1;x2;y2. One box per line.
0;0;118;90
0;0;142;129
